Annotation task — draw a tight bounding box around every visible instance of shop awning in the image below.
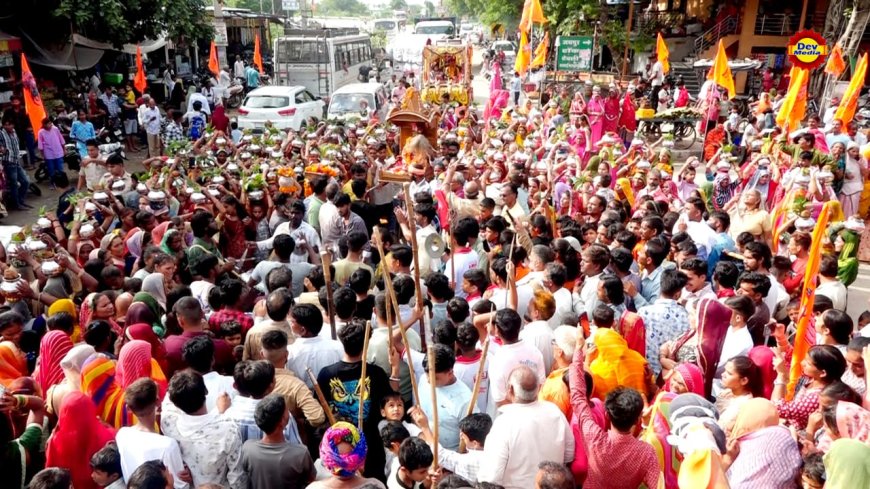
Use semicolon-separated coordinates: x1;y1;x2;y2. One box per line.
0;32;22;53
19;31;102;70
72;34;168;55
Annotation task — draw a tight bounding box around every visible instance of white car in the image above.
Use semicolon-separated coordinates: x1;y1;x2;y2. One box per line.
237;86;325;132
492;40;517;68
327;83;389;122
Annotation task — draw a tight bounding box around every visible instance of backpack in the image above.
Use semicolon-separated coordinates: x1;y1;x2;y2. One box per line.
188;112;205;140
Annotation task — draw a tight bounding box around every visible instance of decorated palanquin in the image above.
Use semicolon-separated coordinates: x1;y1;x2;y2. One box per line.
420;44;473;106
387;88;439;150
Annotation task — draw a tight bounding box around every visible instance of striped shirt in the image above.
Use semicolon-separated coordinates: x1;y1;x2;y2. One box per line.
0;128;20;165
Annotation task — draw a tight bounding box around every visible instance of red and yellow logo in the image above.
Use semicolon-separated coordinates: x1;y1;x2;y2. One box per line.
787;30;828;70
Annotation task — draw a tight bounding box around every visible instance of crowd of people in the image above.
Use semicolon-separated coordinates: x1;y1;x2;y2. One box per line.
1;48;870;489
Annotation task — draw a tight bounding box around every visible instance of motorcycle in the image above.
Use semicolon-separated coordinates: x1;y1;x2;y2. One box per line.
226;78;245;109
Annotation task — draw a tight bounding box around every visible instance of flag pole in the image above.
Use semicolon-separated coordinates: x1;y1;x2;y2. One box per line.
622;0;635;80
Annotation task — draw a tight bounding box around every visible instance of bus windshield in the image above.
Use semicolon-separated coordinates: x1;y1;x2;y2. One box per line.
275;39;327;64
374;20;397;30
415;24;454;35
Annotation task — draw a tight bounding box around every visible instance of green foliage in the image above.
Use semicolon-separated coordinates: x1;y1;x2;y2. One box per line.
316;0;370;16
390;0;408;11
371;31;388;50
45;0;212;47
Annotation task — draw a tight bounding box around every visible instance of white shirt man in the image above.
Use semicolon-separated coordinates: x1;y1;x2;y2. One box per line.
234;59;246;79
187;91;212;115
649;61;665;87
116;427;187;488
141;105;162;136
287;333;344;388
160;378;246;488
477;366;574;489
486;339;545;414
519;320;555;373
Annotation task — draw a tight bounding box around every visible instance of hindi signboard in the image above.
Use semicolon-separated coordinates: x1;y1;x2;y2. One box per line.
555;35;593;72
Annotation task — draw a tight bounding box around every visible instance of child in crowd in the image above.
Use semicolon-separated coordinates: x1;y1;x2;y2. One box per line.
377;391;421;437
90;443;125;489
800;452;825;489
387;437;435;489
380;421;412;479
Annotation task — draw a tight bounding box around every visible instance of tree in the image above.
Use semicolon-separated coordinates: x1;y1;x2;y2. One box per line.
424;0;435;17
390;0;408;11
316;0;370;16
816;0;870;109
0;0;212;47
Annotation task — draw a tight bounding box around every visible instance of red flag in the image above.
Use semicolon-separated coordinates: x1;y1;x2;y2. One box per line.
254;34;264;75
134;45;147;94
208;40;220;77
20;54;46;135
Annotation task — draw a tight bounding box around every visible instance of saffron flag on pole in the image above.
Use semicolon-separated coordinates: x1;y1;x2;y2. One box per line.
515;30;531;75
787;201;835;399
519;0;546;33
254;34;265;75
532;31;549;68
134;45;147;95
707;39;735;99
656;33;670;74
825;44;847;77
775;67;808;133
208;40;220;77
835;52;868;125
20;54;45;136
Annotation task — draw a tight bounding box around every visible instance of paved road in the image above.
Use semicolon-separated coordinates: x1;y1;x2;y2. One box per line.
2;150;147;228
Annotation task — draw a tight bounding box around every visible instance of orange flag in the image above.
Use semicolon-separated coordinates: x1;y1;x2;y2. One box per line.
825;44;846;77
835;52;868;125
532;31;549;67
707;39;735;99
775;67;808;133
208;40;220;77
656;33;670;74
254;34;264;75
515;30;531;75
134;45;147;94
20;54;45;135
519;0;546;33
788;201;835;399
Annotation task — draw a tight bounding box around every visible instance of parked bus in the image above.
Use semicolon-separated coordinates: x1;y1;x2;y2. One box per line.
273;29;374;98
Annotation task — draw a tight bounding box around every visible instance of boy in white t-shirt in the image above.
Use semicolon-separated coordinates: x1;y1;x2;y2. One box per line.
116;378;189;488
78;139;106;191
449;218;481;298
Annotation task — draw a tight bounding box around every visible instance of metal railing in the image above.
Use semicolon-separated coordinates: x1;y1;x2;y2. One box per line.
693;16;738;54
634;10;687;32
754;13;799;35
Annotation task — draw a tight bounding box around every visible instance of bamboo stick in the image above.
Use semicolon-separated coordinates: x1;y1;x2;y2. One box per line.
307;367;337;426
457;335;490;454
358;320;372;431
427;344;440;470
320;250;337;340
374;232;421;406
403;183;427;347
